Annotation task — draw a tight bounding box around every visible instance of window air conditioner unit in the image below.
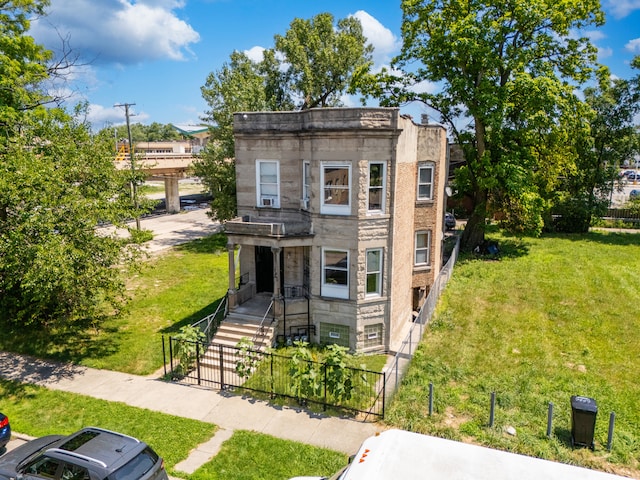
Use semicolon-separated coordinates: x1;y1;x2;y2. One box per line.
260;196;276;207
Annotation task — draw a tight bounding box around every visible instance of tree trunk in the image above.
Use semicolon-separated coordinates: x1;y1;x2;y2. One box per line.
461;189;488;250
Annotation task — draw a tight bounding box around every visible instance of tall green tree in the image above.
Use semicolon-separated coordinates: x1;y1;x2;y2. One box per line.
363;0;603;248
274;13;373;109
196;13;373;221
1;0;141;330
551;61;640;232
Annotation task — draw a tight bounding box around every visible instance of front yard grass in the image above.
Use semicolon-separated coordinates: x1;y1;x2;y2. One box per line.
185;430;346;480
1;378;346;480
0;233;230;375
0;378;216;474
385;229;640;477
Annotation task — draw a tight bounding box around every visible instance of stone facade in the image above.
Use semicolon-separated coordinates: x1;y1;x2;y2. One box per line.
225;108;448;352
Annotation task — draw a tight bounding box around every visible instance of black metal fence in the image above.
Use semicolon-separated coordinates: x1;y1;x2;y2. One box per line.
162;337;385;420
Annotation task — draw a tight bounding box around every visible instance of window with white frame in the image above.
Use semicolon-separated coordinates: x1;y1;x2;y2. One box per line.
414;231;431;266
322;248;349;299
366;248;383;296
256;160;280;207
417;163;434;201
321;163;351;215
368;162;386;212
302;161;311;209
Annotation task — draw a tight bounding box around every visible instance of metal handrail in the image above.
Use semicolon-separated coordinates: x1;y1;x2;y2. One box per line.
251;299;274;348
191;294;228;342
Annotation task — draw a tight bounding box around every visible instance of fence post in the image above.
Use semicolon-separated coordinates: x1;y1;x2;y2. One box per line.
270;354;274;397
489;391;496;427
323;363;328;411
409;329;413;356
218;344;225;389
169;336;174;374
607;412;615;451
547;402;554;437
429;383;434;416
196;341;201;386
162;336;167;377
381;371;386;419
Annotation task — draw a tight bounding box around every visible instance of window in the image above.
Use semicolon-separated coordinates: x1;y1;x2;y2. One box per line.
302;161;311;209
256;160;280;207
415;231;431;266
321;163;351;215
366;248;383;296
417;163;434;200
368;162;386;212
319;322;350;348
61;463;90;480
24;456;61;479
363;324;383;348
322;248;349;299
110;448;159;480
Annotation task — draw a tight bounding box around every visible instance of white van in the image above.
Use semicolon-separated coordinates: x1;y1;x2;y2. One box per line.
290;429;627;480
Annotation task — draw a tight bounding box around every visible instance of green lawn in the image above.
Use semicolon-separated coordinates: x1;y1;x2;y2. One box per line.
185;430;346;480
0;378;216;474
0;379;346;480
385;229;640;476
0;234;230;375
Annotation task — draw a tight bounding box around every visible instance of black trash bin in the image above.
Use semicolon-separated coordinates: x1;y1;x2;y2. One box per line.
571;395;597;449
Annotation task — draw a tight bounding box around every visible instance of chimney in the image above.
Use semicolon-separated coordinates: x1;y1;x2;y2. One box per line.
421;114;429;125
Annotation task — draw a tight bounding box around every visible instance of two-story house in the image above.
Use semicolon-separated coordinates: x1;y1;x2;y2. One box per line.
222;107;448;353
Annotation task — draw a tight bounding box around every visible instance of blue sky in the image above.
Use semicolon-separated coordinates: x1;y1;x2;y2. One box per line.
28;0;640;130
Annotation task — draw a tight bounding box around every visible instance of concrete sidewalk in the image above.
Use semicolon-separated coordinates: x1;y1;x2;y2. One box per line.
0;351;381;474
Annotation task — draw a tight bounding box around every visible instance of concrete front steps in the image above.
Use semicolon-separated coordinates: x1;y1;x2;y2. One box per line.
198;317;276;386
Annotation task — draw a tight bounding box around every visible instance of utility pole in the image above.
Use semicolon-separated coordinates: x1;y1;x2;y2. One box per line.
114;102;140;230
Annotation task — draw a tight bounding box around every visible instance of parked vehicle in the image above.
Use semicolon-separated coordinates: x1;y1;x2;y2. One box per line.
630;189;640;199
444;212;456;230
290;429;626;480
0;413;10;451
0;427;167;480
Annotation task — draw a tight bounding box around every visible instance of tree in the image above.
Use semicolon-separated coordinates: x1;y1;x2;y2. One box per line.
0;1;142;330
0;0;51;134
274;13;373;109
550;62;640;232
196;13;373;221
362;0;603;248
109;122;182;142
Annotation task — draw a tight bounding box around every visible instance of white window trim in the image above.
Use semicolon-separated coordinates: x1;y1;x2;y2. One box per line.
320;162;351;215
366;248;383;297
414;230;431;266
368;161;386;213
301;160;311;210
417;163;434;201
256;159;280;208
321;247;349;299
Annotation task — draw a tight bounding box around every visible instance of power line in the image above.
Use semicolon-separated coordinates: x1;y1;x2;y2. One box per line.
114;103;141;231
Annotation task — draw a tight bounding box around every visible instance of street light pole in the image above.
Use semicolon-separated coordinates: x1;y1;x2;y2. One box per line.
115;102;140;230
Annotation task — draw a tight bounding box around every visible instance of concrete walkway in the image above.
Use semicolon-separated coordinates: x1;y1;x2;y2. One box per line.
0;351;381;474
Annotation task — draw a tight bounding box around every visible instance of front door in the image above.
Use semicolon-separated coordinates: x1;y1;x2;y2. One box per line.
255;246;274;293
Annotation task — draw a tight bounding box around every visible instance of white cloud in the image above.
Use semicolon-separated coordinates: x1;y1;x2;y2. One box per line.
30;0;200;65
87;103;149;128
605;0;640;19
598;46;614;59
244;46;266;63
350;10;401;67
626;38;640;53
584;30;606;42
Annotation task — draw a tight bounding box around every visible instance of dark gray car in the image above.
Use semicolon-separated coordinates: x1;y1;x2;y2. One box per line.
0;427;168;480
